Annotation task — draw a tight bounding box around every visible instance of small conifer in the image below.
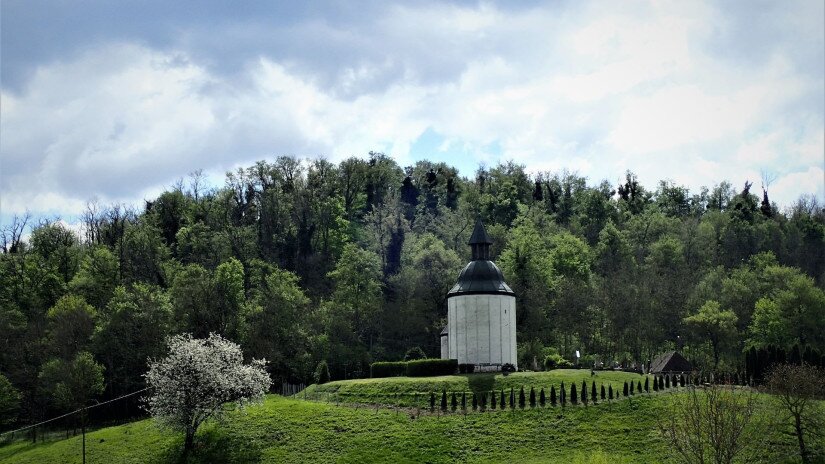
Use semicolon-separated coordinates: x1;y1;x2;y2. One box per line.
451;392;457;411
519;386;526;409
500;389;506;409
571;383;578;404
509;388;515;410
608;384;613;400
665;375;670;389
472;392;478;411
581;380;587;404
441;390;448;411
600;384;606;401
630;381;635;395
644;377;649;392
591;381;597;404
430;392;435;411
461;391;466;411
560;382;566;406
491;390;497;410
680;375;685;387
539;388;546;407
623;381;629;397
529;387;536;408
480;392;487;411
637;380;643;393
550;386;557;406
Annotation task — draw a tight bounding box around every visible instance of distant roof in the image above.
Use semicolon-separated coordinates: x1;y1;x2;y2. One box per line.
440;326;449;336
448;260;515;296
468;218;493;245
650;351;692;373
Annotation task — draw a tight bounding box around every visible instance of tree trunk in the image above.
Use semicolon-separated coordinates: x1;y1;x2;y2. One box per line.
794;413;808;464
184;425;196;453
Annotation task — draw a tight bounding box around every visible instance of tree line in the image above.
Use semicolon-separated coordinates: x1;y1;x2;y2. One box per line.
1;152;823;427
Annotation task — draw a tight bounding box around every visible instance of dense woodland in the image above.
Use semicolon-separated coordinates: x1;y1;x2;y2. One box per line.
1;153;824;425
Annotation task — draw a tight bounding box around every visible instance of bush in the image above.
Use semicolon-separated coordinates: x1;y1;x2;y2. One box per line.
543;353;573;370
581;380;587;404
539;388;546;407
472;392;478;410
630;381;635;395
591;381;597;404
609;384;614;400
644;377;649;392
665;375;671;389
404;346;427;361
623;381;629;396
519;386;526;409
370;361;407;378
502;363;516;375
560;382;566;405
571;383;578;405
441;390;447;411
491;390;497;410
600;384;606;401
461;391;466;411
500;389;506;409
480;392;487;411
509;388;515;409
451;391;458;411
637;380;643;393
314;360;331;384
405;359;458;377
458;363;476;374
550;386;557;406
429;392;435;411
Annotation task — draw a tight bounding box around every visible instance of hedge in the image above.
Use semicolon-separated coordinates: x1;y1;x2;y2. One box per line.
406;358;458;377
370;361;408;378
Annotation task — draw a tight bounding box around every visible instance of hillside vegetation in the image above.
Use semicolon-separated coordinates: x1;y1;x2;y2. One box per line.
301;369;650;407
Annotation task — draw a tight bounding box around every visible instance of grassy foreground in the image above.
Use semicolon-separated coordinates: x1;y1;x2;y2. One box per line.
3;393;673;464
301;369;651;407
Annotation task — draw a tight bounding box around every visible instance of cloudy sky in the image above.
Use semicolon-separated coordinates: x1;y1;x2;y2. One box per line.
1;0;823;227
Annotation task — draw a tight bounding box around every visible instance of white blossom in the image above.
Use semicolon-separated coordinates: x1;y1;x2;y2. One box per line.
144;333;271;449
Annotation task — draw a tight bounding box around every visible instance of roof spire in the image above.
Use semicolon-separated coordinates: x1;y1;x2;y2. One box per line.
468;217;492;245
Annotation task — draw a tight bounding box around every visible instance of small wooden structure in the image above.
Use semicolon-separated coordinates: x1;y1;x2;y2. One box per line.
649;351;692;374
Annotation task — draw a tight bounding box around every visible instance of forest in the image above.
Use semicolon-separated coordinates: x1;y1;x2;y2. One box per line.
1;152;824;426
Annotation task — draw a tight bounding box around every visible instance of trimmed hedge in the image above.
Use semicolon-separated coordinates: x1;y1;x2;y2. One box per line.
370;361;408;378
406;358;458;377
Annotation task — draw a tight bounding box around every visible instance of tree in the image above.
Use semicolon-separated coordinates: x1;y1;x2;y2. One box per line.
404;347;427;361
571;383;578;405
46;295;97;360
0;373;21;427
660;385;762;464
550;386;557;406
684;300;738;370
765;364;825;463
314;360;330;384
39;351;104;413
144;333;271;452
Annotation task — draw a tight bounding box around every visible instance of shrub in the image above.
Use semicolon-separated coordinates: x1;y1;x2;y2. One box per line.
550;386;557;406
571;383;578;404
539;387;546;407
560;382;566;405
591;381;597;404
528;386;536;408
680;375;686;387
480;392;487;411
430;392;435;411
637;380;643;393
543;353;573;370
665;375;671;389
654;377;659;391
644;377;649;392
451;391;457;411
405;359;457;377
491;390;496;410
581;380;587;404
659;376;665;390
500;389;506;409
630;381;635;395
441;390;447;411
609;384;614;400
404;346;427;361
509;388;515;409
458;363;476;374
461;391;466;411
600;384;606;401
623;381;629;396
472;392;478;411
502;363;516;375
370;361;407;378
519;386;526;409
314;360;331;384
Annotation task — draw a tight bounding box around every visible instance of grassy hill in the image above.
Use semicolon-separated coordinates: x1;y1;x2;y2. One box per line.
301;369;651;407
0;371;812;464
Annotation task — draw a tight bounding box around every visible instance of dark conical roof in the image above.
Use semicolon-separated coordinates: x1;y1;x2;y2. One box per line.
447;260;514;296
468;218;493;245
650;351;692;373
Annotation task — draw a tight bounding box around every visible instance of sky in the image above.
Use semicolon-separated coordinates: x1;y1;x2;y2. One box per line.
1;0;823;228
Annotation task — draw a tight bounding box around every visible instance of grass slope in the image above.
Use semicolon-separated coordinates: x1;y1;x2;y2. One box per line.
301;369;651;407
3;394;672;464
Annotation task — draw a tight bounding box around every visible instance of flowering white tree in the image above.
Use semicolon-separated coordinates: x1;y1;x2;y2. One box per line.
144;333;271;452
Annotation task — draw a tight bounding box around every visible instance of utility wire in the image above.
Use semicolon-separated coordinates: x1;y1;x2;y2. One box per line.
0;387;152;437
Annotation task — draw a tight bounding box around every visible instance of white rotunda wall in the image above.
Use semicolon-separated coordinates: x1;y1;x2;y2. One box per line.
447;294;517;369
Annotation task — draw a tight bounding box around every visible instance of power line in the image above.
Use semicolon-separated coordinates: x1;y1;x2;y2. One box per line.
0;387;152;437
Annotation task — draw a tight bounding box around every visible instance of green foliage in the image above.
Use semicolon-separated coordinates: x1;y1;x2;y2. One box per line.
314;360;331;385
404;346;427;361
370;362;408;378
405;359;457;377
38;351;104;412
0;373;21;426
46;294;97;359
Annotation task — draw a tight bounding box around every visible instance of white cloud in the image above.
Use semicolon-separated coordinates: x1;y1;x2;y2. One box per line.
1;0;822;223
